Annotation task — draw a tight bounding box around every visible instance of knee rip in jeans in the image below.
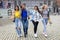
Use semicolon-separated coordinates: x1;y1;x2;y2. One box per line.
16;27;21;30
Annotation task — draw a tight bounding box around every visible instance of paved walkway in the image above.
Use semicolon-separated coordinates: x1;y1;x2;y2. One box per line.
0;15;60;40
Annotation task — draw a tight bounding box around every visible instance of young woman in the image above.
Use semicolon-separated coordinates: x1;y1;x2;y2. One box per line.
42;5;49;37
30;6;42;38
11;5;22;37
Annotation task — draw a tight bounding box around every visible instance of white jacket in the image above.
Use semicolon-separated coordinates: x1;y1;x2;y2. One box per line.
30;10;43;22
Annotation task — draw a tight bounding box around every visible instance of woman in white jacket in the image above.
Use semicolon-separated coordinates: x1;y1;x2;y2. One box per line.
30;6;42;38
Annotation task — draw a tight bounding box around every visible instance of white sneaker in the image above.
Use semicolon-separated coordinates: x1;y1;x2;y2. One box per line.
17;35;20;38
17;34;23;37
43;32;45;35
20;34;23;37
34;33;37;38
44;34;48;37
43;32;48;37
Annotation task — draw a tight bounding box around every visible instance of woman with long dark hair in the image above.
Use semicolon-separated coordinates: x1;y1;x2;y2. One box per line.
30;6;42;38
11;5;22;37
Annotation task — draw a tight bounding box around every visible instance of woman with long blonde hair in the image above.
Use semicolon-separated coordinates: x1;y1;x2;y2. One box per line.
42;4;50;37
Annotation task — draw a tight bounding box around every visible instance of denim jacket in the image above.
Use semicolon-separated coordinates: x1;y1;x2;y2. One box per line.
29;10;42;22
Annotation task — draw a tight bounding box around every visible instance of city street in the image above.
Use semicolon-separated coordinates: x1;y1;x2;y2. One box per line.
0;0;60;40
0;15;60;40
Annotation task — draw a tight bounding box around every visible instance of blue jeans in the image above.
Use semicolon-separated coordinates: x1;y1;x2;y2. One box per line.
15;18;22;36
42;18;48;33
22;19;28;34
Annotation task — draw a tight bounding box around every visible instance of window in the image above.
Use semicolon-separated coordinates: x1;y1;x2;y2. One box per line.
48;0;51;6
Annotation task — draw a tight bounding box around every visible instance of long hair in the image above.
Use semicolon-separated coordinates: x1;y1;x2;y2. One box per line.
42;6;45;10
14;5;19;11
34;6;41;13
42;5;48;10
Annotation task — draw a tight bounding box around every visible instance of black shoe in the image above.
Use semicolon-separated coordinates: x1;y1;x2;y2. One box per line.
26;32;28;35
24;34;27;38
24;33;28;38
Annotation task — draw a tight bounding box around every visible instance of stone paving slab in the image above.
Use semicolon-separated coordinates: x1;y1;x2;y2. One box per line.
0;15;60;40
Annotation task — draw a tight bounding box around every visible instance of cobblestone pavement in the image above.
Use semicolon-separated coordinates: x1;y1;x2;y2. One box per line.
0;15;60;40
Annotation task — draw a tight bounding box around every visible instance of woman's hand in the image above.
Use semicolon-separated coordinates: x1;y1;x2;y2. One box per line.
10;11;15;20
9;16;14;20
28;16;30;19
